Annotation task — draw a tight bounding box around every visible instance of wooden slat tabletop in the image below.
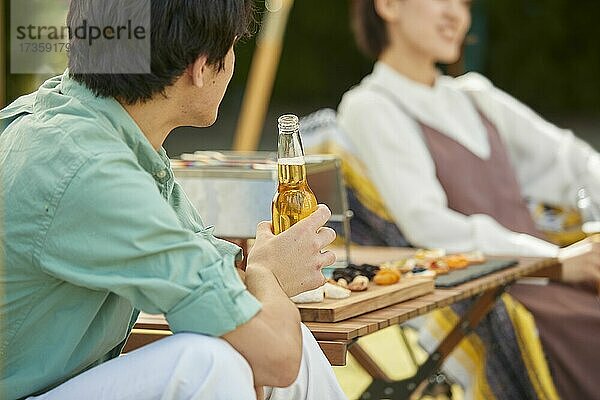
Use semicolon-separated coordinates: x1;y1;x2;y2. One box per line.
304;250;559;343
304;290;460;341
130;247;560;366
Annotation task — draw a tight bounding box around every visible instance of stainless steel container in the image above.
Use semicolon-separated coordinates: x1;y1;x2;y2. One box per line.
172;152;351;264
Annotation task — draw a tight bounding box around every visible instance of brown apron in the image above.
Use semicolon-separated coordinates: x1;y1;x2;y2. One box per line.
419;114;600;400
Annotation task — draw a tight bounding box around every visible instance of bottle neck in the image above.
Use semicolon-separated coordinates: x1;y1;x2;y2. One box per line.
277;130;308;186
278;130;305;161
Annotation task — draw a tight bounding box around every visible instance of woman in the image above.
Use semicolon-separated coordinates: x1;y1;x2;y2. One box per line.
337;0;600;399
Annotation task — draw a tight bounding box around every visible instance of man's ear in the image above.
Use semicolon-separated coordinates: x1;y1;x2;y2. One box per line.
189;55;209;89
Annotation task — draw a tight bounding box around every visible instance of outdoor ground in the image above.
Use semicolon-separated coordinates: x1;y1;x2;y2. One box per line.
332;326;464;400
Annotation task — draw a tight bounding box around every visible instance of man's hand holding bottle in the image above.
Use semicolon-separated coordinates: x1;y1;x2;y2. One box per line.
248;204;337;297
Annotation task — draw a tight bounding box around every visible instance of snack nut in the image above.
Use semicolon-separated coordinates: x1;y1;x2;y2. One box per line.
374;270;401;285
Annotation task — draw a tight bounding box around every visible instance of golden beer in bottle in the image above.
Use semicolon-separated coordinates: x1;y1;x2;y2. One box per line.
272;114;318;234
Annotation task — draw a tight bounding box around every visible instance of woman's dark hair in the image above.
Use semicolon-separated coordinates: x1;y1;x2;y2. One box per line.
351;0;388;60
68;0;254;104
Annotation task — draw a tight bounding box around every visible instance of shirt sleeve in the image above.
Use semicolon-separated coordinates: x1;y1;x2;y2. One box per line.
337;87;558;257
169;180;244;263
460;72;600;207
37;151;261;337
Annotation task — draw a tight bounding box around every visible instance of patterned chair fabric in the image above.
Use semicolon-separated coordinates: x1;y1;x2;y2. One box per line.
300;108;410;247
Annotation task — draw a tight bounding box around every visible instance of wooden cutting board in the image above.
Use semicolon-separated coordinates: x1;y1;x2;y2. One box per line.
297;277;434;323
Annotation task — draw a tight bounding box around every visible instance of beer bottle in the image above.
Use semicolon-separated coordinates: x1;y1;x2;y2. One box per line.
272;114;318;234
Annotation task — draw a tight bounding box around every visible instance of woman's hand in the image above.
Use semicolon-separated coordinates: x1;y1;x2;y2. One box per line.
558;236;600;286
247;204;337;297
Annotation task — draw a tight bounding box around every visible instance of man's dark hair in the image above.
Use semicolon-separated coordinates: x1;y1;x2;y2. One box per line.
68;0;254;104
350;0;388;60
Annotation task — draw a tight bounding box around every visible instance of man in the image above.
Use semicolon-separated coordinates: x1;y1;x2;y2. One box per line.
0;1;346;399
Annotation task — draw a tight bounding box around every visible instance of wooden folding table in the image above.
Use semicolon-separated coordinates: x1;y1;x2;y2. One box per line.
126;246;560;399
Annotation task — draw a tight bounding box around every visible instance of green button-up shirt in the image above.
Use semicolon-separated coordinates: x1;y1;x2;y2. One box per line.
0;71;261;400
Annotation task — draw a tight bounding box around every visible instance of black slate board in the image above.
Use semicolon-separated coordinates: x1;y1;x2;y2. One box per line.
435;259;518;288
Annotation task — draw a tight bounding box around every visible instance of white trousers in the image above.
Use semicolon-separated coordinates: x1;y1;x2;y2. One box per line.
30;324;347;400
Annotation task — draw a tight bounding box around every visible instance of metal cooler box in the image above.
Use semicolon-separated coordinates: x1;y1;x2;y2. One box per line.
172;151;351;263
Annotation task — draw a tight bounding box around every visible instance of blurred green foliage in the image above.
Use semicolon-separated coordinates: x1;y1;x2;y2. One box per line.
233;0;600;116
271;1;372;106
480;0;599;113
5;0;69;102
4;0;599;116
230;0;372;110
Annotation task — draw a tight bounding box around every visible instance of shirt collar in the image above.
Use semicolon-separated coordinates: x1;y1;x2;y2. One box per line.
367;62;445;119
58;70;172;183
366;62;491;159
